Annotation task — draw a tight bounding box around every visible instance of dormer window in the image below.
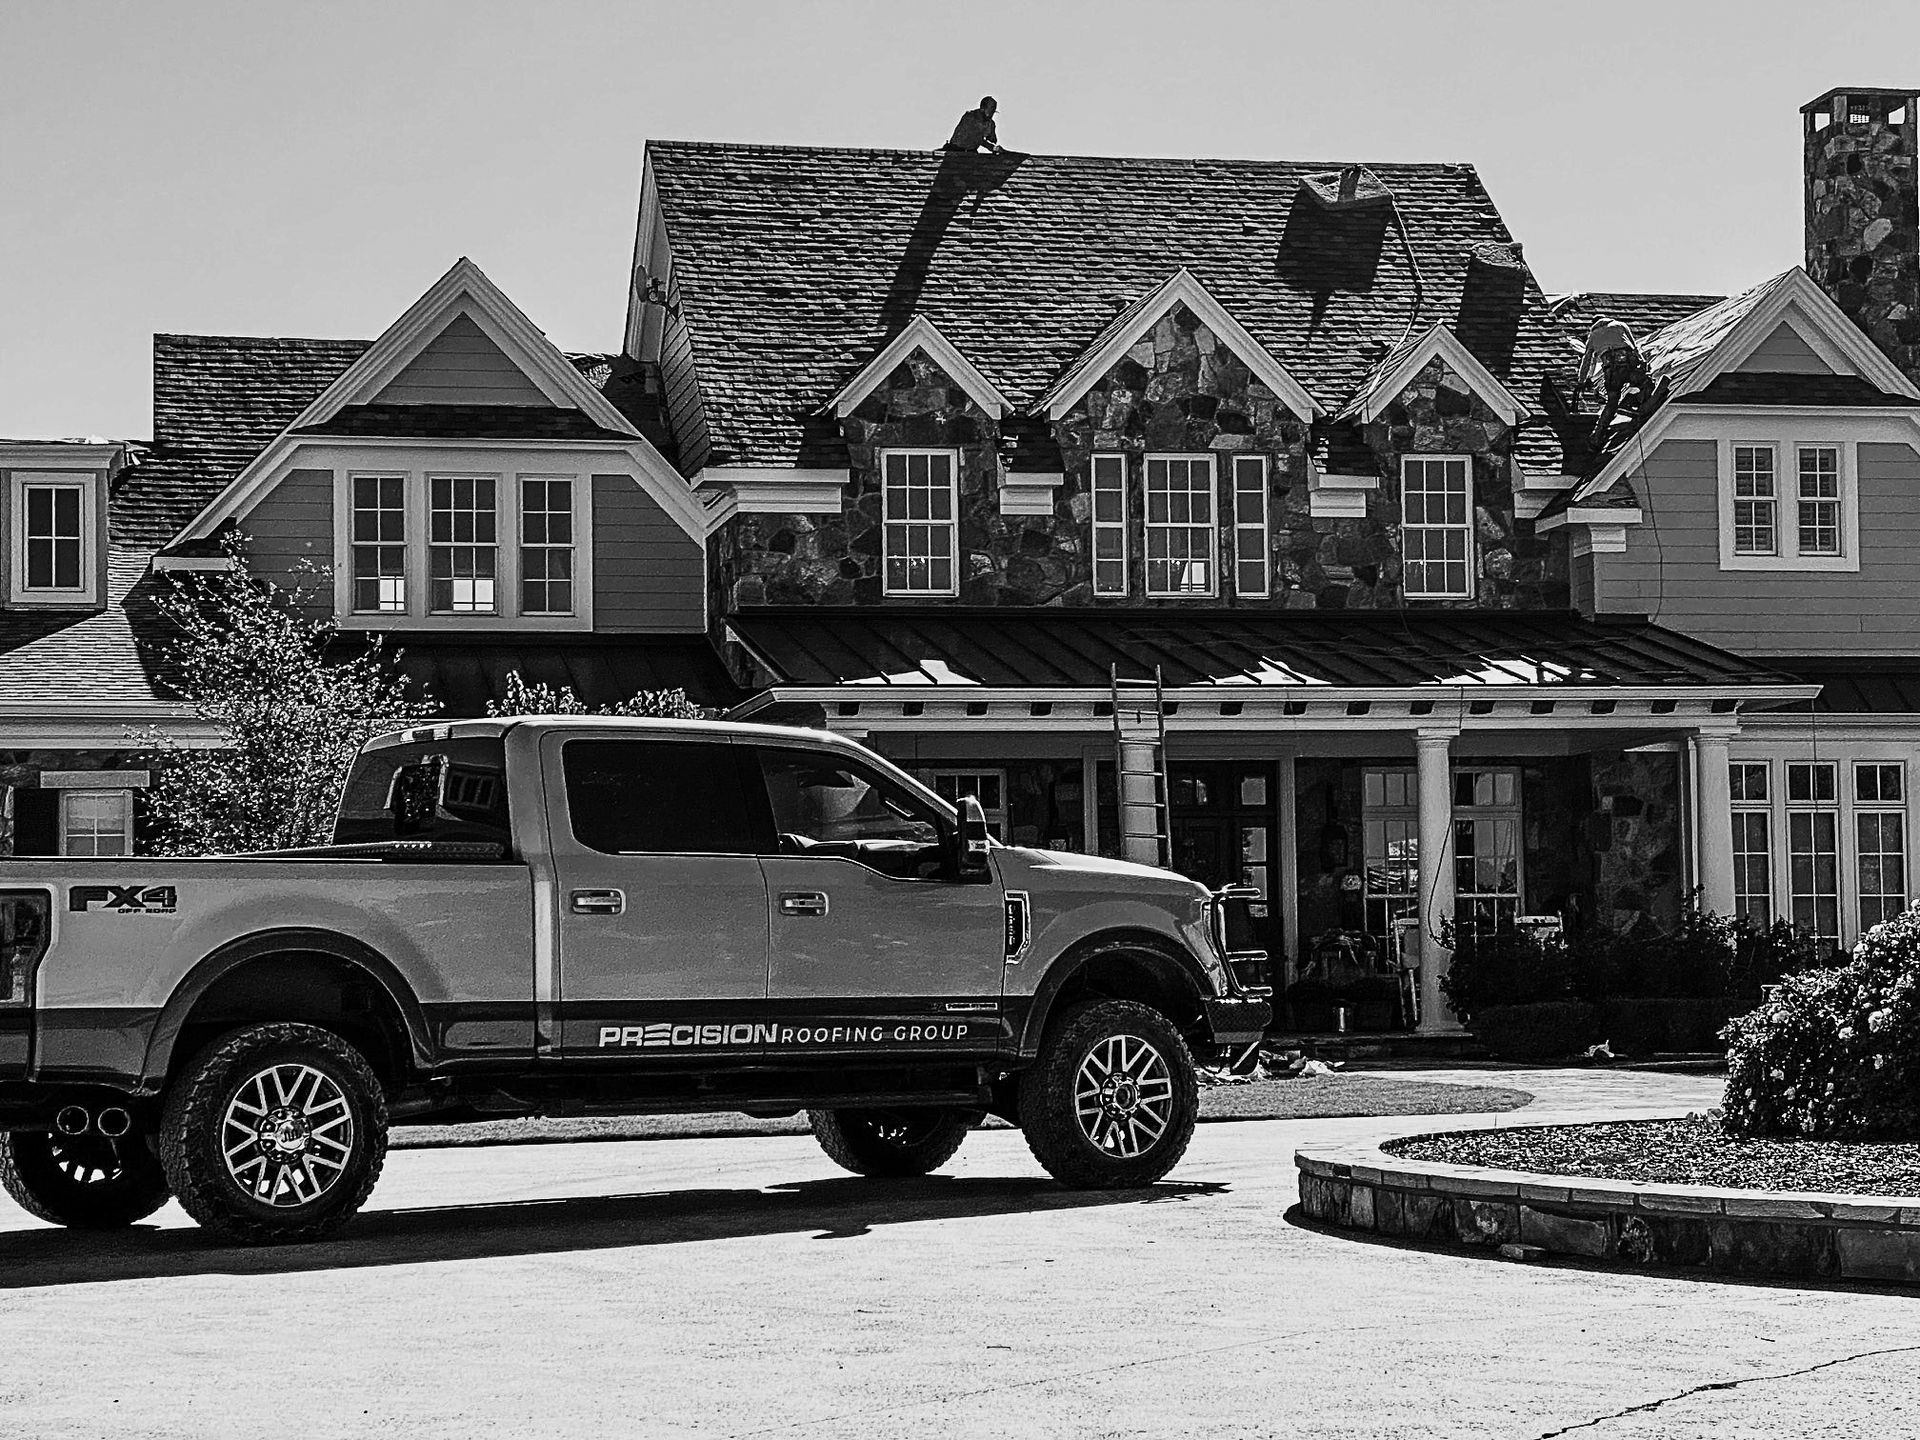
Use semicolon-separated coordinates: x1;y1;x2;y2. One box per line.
1401;456;1474;600
1717;439;1859;572
881;449;959;597
8;471;100;605
1144;455;1217;598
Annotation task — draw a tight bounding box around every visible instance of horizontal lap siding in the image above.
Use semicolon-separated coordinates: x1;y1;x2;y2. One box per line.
239;468;332;615
591;474;703;630
1598;438;1920;655
1739;323;1831;374
375;315;549;406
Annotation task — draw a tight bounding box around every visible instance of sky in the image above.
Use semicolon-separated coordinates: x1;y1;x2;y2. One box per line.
4;0;1918;440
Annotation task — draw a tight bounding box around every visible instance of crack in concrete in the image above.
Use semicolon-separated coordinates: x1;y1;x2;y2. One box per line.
1535;1344;1920;1438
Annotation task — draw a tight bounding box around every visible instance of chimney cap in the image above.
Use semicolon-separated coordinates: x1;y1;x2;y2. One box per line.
1801;85;1917;115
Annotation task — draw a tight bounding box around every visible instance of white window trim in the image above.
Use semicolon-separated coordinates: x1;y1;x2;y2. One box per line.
922;767;1009;840
1231;454;1270;599
1090;453;1128;597
879;448;961;599
1716;438;1860;572
1400;454;1476;601
58;788;134;857
426;472;504;617
1143;453;1219;600
8;470;101;605
1729;761;1774;927
332;468;594;630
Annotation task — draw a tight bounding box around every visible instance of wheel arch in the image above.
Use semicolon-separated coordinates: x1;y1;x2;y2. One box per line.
142;930;434;1090
1016;929;1211;1058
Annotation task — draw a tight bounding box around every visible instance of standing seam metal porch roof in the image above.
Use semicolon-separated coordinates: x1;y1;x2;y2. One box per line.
727;610;1797;693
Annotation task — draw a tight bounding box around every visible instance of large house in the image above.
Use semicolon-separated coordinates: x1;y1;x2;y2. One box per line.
5;85;1918;1033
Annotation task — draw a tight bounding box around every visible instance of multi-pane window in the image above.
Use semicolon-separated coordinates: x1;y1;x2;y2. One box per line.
881;450;958;596
1231;455;1269;598
519;478;575;616
1787;761;1840;948
1730;762;1772;926
926;769;1008;840
1856;763;1907;933
1362;768;1420;939
61;790;131;857
1144;455;1216;597
1401;456;1473;599
22;483;85;592
1797;446;1842;556
429;476;498;614
1091;454;1127;597
1453;768;1521;934
350;475;408;613
1731;446;1777;556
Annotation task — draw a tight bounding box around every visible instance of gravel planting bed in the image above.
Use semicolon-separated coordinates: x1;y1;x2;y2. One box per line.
1388;1114;1920;1197
394;1074;1532;1149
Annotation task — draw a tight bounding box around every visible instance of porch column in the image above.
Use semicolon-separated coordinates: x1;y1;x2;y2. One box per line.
1415;727;1463;1034
1694;726;1737;916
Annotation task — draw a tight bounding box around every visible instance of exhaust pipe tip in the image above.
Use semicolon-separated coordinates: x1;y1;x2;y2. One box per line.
96;1107;132;1139
53;1106;90;1137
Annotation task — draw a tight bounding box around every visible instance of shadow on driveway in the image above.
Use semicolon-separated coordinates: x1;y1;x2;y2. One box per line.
0;1175;1227;1289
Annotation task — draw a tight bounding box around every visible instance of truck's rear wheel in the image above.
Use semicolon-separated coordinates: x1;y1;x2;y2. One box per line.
1018;999;1198;1189
0;1130;170;1229
807;1107;972;1177
160;1023;388;1245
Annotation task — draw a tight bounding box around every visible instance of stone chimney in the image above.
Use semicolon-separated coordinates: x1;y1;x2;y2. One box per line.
1804;86;1920;383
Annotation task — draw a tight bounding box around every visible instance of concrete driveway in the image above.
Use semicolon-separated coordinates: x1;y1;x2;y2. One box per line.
1;1069;1915;1439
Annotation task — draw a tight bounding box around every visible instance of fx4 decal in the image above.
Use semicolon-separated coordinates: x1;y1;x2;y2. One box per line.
69;884;179;915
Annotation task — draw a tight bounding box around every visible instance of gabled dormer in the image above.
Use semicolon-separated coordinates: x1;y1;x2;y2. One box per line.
1;440;130;611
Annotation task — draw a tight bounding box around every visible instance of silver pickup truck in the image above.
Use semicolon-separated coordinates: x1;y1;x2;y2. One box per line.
0;717;1270;1243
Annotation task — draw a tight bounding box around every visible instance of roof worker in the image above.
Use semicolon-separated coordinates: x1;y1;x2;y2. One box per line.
944;96;1002;154
1576;317;1654;449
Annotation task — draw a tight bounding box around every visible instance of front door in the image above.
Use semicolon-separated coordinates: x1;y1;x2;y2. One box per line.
547;734;770;1062
751;744;1010;1063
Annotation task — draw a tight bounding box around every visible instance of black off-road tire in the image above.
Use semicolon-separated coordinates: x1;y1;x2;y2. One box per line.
0;1129;171;1229
807;1107;973;1177
159;1023;388;1245
1018;999;1198;1189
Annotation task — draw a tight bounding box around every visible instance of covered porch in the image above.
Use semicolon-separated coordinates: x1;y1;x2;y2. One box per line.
725;609;1816;1032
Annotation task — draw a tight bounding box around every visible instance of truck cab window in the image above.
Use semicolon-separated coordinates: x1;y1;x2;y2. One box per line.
334;737;511;847
757;750;947;878
563;740;757;854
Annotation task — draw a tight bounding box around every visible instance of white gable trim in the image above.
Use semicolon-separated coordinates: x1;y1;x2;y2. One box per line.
1678;269;1920;399
286;258;641;434
1037;270;1321;423
828;316;1011;418
1340;324;1530;426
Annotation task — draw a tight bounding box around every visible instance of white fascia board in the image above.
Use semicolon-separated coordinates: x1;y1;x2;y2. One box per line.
999;469;1064;516
1681;269;1920;400
175;434;708;547
0;441;128;469
282;258;643;436
1535;506;1644;534
1307;490;1369;519
151;555;236;572
696;467;850;518
1040;270;1321;423
41;769;152;789
828;316;1011;419
1343;325;1530;426
1514;466;1578;493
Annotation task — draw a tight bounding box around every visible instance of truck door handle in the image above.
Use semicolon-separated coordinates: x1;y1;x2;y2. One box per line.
570;888;626;916
778;891;829;917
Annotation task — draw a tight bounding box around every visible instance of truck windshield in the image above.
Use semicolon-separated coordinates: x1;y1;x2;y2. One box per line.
333;737;512;848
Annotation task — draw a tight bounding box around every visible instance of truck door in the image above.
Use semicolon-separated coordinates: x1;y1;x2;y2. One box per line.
750;745;1010;1063
545;735;769;1062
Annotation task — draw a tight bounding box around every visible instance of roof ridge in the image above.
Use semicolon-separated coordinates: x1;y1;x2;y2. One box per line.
154;332;371;348
645;137;1482;172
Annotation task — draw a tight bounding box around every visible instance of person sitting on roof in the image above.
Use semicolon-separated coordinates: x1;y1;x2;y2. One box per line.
944;96;1002;154
1576;317;1655;449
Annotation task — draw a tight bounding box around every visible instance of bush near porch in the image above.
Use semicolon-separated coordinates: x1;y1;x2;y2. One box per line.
1723;902;1920;1141
1442;911;1829;1061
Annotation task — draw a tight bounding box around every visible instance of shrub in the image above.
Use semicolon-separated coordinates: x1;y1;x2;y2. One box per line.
1570;908;1829;1007
1595;997;1737;1055
1471;1002;1599;1062
1723;902;1920;1139
1438;923;1571;1021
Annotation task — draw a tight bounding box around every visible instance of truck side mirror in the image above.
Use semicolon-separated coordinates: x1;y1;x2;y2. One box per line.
955;795;994;882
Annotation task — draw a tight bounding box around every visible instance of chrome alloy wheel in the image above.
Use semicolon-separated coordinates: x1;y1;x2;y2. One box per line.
1072;1033;1175;1158
221;1063;355;1207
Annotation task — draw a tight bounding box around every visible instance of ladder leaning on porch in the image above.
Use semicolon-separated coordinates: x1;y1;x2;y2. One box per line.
1110;664;1170;869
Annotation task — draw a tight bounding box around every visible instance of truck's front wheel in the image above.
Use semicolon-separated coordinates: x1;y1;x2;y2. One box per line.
1018;999;1198;1189
807;1108;972;1177
159;1023;388;1245
0;1130;170;1229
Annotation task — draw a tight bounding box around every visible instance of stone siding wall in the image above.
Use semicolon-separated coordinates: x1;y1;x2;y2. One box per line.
1589;750;1685;939
1805;101;1920;387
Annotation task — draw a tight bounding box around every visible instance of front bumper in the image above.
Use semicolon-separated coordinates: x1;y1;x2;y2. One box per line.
1202;994;1271;1046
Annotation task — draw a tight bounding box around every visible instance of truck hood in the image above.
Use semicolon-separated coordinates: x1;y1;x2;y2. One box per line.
993;845;1208;896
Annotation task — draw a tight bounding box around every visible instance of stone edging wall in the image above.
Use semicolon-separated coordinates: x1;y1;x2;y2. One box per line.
1296;1139;1920;1285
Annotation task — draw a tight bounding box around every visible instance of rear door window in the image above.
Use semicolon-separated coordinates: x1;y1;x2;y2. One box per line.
562;740;759;855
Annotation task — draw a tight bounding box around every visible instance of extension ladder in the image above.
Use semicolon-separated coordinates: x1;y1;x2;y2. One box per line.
1111;664;1170;869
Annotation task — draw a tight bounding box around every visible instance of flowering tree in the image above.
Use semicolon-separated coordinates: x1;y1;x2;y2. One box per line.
485;671;709;720
139;542;434;855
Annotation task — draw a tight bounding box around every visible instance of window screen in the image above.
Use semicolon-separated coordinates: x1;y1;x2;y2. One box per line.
563;740;757;854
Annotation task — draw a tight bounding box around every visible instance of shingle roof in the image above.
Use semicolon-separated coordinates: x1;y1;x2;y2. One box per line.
294;403;633;441
645;142;1592;471
0;548;176;705
1686;373;1920;407
1545;291;1725;348
1638;271;1795;394
385;634;742;716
